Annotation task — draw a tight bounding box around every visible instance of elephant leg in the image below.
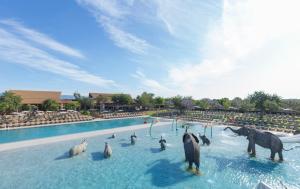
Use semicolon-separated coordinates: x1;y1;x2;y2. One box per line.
247;142;251;153
194;161;200;174
184;151;188;162
278;151;283;162
188;161;193;169
250;143;256;157
270;151;275;161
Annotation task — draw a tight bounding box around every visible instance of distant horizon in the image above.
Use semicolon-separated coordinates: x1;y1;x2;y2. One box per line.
2;88;300;100
1;0;300;99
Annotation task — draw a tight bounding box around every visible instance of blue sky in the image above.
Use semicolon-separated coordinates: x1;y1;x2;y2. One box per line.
0;0;300;99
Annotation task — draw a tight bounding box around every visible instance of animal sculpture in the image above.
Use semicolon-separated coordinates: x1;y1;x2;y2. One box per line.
183;132;200;174
159;136;167;151
224;126;285;161
104;142;112;158
69;139;88;157
199;133;210;146
131;132;137;145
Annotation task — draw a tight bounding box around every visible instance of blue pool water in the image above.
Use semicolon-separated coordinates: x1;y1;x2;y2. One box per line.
0;117;150;143
0;123;299;189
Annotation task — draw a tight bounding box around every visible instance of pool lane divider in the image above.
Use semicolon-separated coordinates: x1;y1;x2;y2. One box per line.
0;121;172;152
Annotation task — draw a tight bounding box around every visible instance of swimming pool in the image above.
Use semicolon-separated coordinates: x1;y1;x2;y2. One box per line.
0;117;150;143
0;123;299;189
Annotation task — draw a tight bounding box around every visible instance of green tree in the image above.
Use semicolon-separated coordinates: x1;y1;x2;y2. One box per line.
78;97;93;111
195;99;210;109
231;97;243;109
112;94;133;105
171;95;182;109
270;94;281;105
21;104;37;111
41;99;60;111
218;98;231;109
208;99;223;109
248;91;281;112
21;104;30;111
0;91;22;114
163;98;173;108
181;97;194;110
248;91;270;111
0;103;8;115
263;99;280;112
153;96;165;108
64;101;80;110
281;99;300;112
240;99;255;112
170;96;194;112
135;92;154;109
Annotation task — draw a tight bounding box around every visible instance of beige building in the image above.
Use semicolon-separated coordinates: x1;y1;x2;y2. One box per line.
9;90;61;105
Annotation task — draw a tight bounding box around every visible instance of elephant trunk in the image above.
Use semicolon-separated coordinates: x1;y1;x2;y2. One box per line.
224;127;239;134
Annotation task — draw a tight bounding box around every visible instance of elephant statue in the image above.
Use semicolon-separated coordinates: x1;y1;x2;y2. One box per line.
224;126;284;161
104;142;112;158
69;139;88;157
199;133;210;146
131;132;137;145
159;136;167;151
183;132;200;174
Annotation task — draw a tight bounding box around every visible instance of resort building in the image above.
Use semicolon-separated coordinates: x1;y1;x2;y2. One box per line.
8;90;77;109
9;90;61;106
89;92;117;111
88;93;115;102
89;92;135;111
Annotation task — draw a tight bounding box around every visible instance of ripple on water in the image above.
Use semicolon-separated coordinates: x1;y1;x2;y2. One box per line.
0;125;299;189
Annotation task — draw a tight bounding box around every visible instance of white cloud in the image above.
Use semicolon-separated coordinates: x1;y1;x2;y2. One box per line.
72;0;300;98
166;0;300;98
131;70;171;95
154;0;220;38
0;28;115;87
76;0;126;19
0;19;85;59
77;0;151;55
101;17;151;55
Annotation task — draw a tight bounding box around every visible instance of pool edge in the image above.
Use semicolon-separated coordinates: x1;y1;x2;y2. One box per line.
0;121;171;152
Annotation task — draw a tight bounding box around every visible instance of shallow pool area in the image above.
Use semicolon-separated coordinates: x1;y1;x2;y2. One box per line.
0;123;299;189
0;117;150;143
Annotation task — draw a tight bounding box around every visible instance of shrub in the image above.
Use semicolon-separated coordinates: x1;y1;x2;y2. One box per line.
41;99;59;111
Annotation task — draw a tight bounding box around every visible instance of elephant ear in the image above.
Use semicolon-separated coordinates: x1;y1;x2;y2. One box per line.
191;133;200;143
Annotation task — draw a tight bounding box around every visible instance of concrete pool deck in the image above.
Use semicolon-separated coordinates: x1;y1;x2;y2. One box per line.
0;121;172;152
